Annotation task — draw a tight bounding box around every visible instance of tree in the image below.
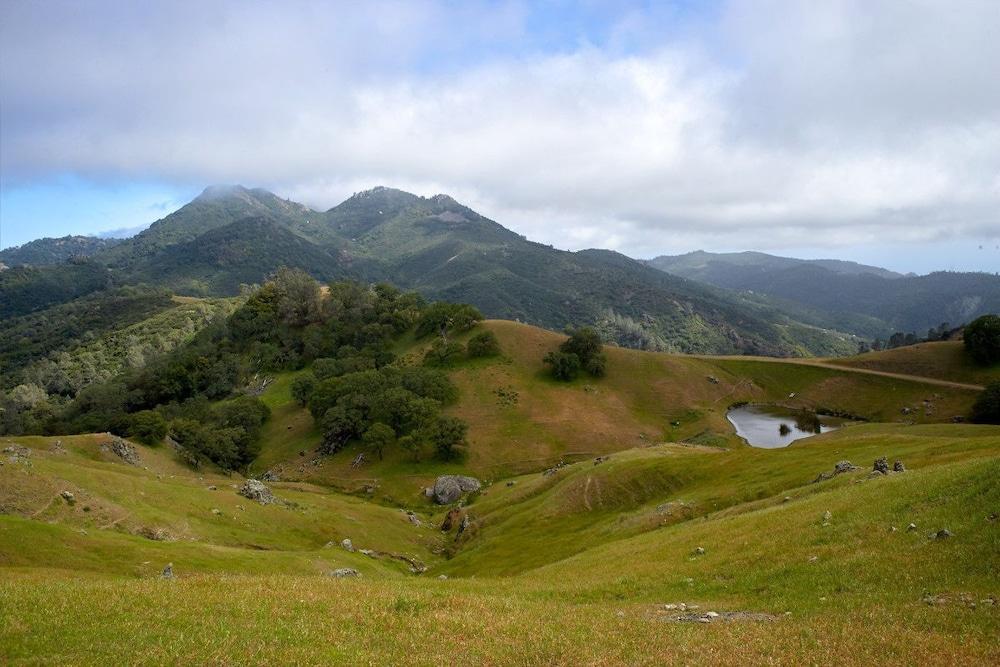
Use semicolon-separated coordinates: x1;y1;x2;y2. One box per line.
415;303;483;339
964;314;1000;365
970;382;1000;424
421;415;467;461
544;351;581;381
128;410;167;445
362;422;395;460
290;375;316;407
467;331;500;358
423;338;464;367
560;327;603;367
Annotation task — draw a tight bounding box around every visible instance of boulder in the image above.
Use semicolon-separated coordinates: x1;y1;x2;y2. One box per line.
873;457;889;475
341;538;354;552
893;460;906;472
431;475;481;505
328;568;360;578
238;479;275;505
60;490;75;503
930;529;953;540
161;563;174;579
104;437;141;466
834;460;859;474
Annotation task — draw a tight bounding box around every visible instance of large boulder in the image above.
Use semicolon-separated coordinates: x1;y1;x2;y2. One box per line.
431;475;481;505
238;479;275;505
102;436;140;465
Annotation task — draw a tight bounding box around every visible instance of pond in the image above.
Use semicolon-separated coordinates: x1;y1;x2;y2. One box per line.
726;404;849;449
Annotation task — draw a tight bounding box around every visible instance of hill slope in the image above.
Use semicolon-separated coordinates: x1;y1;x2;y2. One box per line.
0;235;121;267
647;250;1000;338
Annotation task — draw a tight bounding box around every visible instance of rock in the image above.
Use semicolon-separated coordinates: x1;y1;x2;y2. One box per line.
834;460;859;474
907;523;918;531
706;375;720;384
694;547;705;555
438;574;449;580
341;538;354;552
889;526;898;532
873;457;889;474
238;479;275;505
808;555;818;563
822;510;832;522
431;475;481;505
783;496;792;503
60;490;75;503
328;568;359;578
901;407;912;415
458;514;471;535
893;460;906;472
261;469;281;482
211;508;222;515
105;437;141;465
506;481;517;487
161;563;174;579
406;512;421;526
930;529;953;540
705;611;720;618
4;444;31;463
207;485;217;491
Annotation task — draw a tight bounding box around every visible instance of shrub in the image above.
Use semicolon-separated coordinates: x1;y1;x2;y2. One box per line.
970;382;1000;424
362;422;395;460
467;331;500;358
964;314;1000;365
128;410;167;445
544;351;581;381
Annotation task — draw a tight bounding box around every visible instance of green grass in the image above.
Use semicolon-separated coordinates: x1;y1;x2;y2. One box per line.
829;340;1000;387
2;323;998;664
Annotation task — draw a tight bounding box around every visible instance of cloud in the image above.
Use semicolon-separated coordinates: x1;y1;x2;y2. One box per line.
2;0;999;257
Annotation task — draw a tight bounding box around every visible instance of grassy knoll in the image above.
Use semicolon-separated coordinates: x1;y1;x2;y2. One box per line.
828;340;1000;387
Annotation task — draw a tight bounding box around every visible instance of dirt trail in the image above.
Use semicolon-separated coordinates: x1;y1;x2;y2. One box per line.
690;355;985;391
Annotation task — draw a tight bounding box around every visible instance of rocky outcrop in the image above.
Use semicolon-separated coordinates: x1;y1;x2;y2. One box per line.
813;460;859;482
101;437;140;465
430;475;481;505
238;479;275;505
328;568;360;578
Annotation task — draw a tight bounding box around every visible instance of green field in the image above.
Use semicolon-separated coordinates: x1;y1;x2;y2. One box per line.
2;323;998;664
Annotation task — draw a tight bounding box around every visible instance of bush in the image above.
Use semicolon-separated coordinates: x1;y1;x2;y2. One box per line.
544;351;581;381
128;410;167;445
964;314;1000;365
970;382;1000;424
467;331;500;358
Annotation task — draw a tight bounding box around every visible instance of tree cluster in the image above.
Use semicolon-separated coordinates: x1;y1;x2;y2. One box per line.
544;327;607;381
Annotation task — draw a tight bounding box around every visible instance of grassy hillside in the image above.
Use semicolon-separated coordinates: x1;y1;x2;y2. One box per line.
829;341;1000;387
246;320;981;502
2;320;998;664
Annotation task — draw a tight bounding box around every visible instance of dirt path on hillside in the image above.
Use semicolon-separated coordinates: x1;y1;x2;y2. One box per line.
689;355;986;391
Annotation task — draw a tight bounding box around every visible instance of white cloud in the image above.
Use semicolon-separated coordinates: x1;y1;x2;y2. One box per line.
1;0;999;258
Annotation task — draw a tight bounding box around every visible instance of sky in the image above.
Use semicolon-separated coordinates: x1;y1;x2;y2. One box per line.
1;0;999;274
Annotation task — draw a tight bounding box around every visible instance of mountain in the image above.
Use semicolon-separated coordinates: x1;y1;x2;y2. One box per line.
647;250;1000;338
648;250;903;280
0;235;122;267
4;186;859;356
320;187;856;355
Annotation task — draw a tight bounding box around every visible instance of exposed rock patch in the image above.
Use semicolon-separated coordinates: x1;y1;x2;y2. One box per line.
101;437;140;466
238;479;275;505
328;568;360;578
431;475;481;504
813;460;859;482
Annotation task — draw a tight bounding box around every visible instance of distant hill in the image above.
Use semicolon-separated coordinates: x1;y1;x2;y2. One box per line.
646;250;1000;338
6;185;855;357
0;235;121;267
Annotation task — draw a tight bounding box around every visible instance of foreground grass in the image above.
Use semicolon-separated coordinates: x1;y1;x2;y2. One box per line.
2;452;997;665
